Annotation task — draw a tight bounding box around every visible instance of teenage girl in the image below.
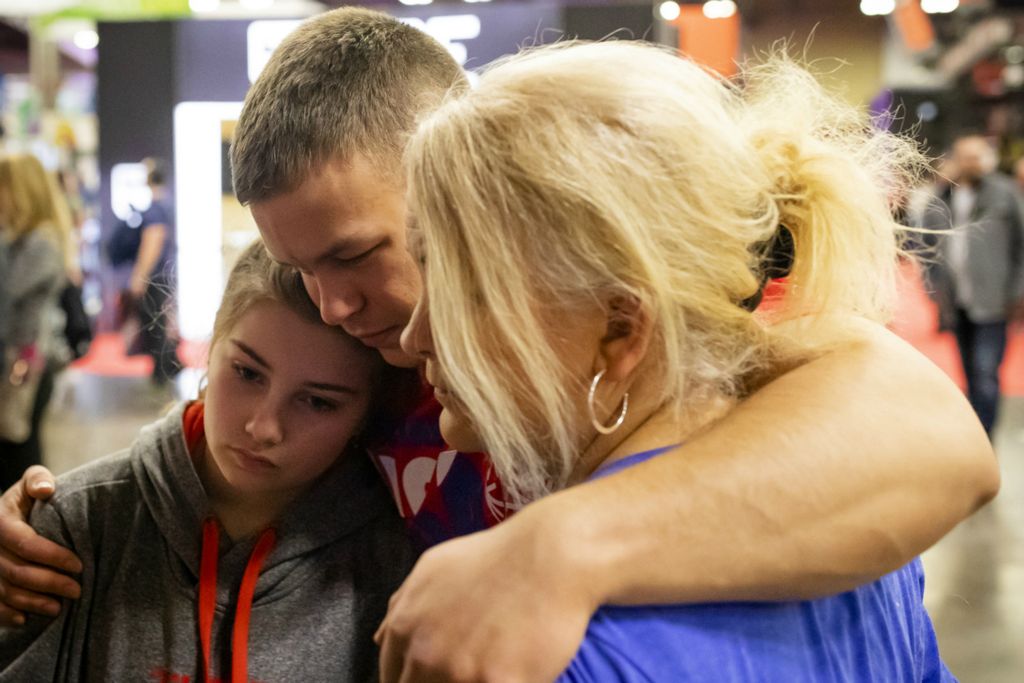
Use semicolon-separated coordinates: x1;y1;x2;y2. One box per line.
0;241;417;682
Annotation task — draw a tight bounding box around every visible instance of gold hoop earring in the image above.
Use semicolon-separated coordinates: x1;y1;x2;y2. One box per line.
588;369;628;435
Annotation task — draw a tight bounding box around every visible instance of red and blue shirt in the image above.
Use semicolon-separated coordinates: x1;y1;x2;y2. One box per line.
368;392;510;549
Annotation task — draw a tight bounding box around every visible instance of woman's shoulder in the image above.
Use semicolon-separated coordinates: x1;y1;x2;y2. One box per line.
8;229;63;277
12;228;60;254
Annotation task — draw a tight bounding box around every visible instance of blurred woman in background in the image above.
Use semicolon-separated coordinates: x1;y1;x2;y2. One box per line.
0;153;72;489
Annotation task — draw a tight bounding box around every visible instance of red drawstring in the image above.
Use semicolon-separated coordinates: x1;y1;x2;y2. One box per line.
231;528;276;683
197;518;277;683
199;518;220;683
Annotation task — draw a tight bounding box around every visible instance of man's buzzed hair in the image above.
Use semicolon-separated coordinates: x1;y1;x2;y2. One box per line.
231;7;466;204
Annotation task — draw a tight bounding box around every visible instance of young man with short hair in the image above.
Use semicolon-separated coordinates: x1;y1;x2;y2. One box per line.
0;8;999;682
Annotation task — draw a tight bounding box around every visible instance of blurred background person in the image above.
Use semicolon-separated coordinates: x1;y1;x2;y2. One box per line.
1015;156;1024;195
0;153;71;489
130;158;181;387
0;238;9;365
923;135;1024;434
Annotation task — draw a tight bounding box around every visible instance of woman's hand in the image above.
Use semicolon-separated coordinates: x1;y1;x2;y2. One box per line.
376;500;597;683
0;466;82;626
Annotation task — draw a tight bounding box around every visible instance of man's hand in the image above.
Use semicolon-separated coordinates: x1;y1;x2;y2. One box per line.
376;501;597;683
0;466;81;626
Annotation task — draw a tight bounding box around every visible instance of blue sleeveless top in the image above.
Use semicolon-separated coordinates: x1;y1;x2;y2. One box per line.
559;446;955;682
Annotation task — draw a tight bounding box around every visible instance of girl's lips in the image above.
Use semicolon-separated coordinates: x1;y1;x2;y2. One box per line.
233;448;278;471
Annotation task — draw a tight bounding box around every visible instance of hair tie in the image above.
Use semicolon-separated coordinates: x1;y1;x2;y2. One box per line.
740;225;795;312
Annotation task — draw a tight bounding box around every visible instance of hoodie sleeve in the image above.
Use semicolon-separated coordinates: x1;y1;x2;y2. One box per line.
0;499;83;682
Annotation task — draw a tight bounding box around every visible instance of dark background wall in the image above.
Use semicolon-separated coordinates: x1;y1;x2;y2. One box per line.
97;20;175;251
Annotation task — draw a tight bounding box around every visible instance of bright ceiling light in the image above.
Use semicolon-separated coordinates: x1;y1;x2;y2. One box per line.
860;0;896;16
703;1;737;20
189;0;220;12
658;1;681;22
240;0;274;9
921;0;959;13
399;0;434;6
72;29;99;50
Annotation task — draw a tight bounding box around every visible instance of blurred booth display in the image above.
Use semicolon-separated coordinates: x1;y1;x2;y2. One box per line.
670;2;740;77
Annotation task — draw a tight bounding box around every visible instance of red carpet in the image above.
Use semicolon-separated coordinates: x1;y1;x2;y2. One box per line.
70;265;1024;395
71;334;207;377
891;263;1024;395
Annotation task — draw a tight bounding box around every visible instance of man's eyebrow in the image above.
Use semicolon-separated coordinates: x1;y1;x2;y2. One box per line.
232;340;270;369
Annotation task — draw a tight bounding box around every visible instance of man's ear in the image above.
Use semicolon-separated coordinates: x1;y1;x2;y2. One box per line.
598;295;652;382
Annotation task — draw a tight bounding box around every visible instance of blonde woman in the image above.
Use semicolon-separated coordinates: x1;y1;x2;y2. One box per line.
0;154;71;489
399;42;956;680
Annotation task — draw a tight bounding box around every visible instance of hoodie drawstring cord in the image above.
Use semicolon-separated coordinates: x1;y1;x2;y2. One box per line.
198;517;278;683
199;518;219;683
232;528;277;683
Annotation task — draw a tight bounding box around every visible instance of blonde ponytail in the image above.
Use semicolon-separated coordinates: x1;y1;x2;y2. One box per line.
741;56;926;334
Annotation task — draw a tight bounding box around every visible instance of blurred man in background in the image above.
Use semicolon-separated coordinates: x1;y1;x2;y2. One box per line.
925;135;1024;434
130;158;180;386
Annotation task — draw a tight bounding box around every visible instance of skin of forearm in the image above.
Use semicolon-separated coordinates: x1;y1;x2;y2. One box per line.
526;324;998;605
131;226;166;283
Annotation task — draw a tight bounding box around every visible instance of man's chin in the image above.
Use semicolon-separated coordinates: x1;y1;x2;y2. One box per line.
378;346;421;369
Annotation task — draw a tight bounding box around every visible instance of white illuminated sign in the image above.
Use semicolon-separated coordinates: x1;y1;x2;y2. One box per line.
110;163;152;221
173;101;245;341
247;19;304;83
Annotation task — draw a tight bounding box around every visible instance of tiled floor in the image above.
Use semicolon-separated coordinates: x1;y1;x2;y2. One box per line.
35;368;1024;681
921;397;1024;681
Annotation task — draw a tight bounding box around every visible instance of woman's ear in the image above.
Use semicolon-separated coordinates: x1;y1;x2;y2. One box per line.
598;295;652;382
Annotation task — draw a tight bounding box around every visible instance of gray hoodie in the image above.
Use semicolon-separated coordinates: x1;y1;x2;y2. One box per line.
0;402;415;682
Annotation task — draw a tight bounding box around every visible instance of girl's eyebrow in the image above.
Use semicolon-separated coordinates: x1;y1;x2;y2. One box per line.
231;340;358;395
232;340;270;369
